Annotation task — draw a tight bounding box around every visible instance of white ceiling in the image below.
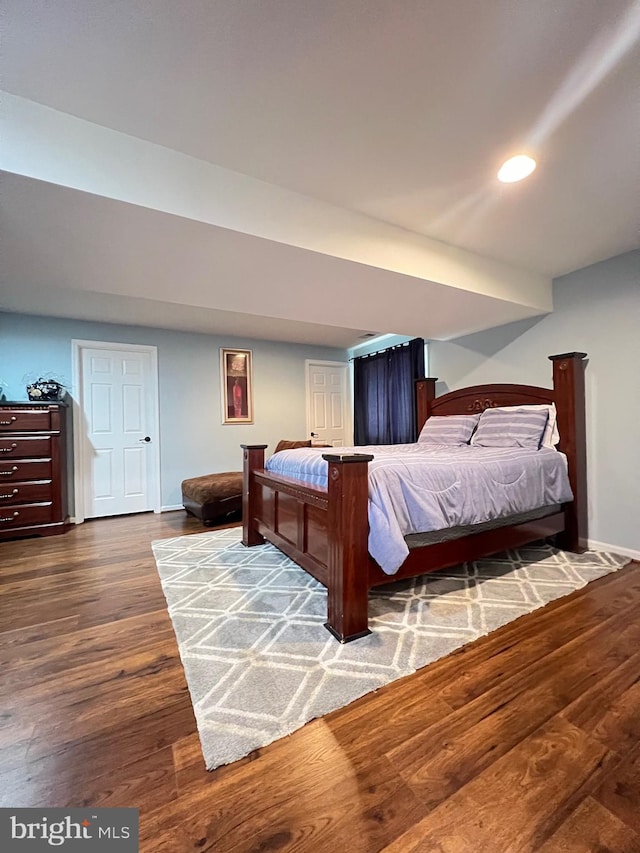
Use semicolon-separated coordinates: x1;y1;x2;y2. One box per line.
1;0;638;345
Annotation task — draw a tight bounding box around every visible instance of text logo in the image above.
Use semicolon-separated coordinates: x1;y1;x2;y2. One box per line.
1;808;138;851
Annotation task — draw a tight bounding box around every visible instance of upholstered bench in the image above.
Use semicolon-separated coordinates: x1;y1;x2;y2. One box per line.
181;472;243;525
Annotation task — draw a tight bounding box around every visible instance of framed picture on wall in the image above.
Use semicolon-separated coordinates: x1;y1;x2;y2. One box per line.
220;348;253;424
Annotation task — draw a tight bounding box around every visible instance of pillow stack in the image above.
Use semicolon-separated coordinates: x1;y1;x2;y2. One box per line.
418;404;557;450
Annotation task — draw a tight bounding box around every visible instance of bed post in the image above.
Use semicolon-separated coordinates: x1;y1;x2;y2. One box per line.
322;452;374;642
415;377;438;434
241;444;268;547
549;353;588;552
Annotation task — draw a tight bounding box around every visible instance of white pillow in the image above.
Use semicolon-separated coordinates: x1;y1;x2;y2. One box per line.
471;403;559;448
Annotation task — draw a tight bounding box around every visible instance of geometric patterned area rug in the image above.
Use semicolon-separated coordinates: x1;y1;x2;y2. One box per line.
151;528;628;770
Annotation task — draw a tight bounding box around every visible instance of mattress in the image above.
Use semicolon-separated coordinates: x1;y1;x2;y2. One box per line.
265;443;574;575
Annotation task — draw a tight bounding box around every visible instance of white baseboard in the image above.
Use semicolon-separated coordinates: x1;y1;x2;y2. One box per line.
588;539;640;561
72;510;185;520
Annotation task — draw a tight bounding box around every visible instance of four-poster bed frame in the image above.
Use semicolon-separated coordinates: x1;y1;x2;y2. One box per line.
242;352;588;642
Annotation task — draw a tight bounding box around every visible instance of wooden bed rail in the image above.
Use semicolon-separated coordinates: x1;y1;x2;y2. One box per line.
550;352;588;552
242;444;268;547
415;377;438;434
323;452;374;641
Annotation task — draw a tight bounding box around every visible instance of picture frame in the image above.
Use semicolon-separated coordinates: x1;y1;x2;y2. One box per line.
220;348;253;424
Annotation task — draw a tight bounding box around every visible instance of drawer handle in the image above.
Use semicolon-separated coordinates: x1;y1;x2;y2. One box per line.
0;489;18;499
0;444;17;453
0;417;17;425
0;467;18;476
0;511;19;522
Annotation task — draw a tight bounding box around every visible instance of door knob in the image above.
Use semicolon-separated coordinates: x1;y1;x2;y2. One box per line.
139;436;151;443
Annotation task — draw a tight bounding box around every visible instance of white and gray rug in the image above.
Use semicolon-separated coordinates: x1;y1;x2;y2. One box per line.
151;528;628;769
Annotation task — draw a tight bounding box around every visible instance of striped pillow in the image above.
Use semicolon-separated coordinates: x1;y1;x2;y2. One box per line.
418;414;480;446
472;407;549;449
489;403;559;448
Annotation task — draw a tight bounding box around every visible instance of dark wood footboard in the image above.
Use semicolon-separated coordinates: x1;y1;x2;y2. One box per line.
242;351;588;641
242;445;374;641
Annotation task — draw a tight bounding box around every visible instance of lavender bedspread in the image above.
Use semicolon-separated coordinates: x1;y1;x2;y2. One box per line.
265;444;573;575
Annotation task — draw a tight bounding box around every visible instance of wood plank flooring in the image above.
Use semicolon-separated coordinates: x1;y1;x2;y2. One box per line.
0;512;638;852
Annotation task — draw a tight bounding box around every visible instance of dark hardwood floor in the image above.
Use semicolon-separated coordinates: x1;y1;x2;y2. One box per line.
1;512;639;852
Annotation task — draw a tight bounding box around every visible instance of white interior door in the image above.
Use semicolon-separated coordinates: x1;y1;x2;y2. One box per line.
75;343;159;519
305;360;351;447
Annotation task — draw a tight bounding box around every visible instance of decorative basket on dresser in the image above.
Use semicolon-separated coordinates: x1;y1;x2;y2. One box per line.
0;402;71;540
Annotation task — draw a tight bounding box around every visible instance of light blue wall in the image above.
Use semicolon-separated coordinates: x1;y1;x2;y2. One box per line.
429;250;640;554
0;313;348;509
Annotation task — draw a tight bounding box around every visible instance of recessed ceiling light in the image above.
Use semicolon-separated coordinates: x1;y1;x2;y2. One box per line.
498;154;537;183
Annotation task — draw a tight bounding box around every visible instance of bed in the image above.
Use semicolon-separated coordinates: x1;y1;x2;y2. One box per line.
242;352;588;641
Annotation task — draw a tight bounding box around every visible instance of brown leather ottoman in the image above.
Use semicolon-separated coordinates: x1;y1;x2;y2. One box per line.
181;472;243;525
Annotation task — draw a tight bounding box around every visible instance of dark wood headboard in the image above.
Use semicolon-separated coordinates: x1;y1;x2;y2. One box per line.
428;382;554;415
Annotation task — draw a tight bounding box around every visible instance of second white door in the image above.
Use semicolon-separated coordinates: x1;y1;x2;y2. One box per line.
305;360;351;447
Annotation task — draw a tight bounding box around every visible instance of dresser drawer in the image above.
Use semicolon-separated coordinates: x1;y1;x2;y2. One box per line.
0;481;53;505
0;460;53;481
0;502;54;529
0;436;52;458
0;408;53;432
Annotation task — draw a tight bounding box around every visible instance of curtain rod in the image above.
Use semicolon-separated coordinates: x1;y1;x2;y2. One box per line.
350;338;423;362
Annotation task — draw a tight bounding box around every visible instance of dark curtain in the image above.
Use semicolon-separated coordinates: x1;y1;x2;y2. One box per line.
354;338;424;445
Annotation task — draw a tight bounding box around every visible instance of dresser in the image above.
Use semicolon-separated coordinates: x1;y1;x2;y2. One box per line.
0;402;70;540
